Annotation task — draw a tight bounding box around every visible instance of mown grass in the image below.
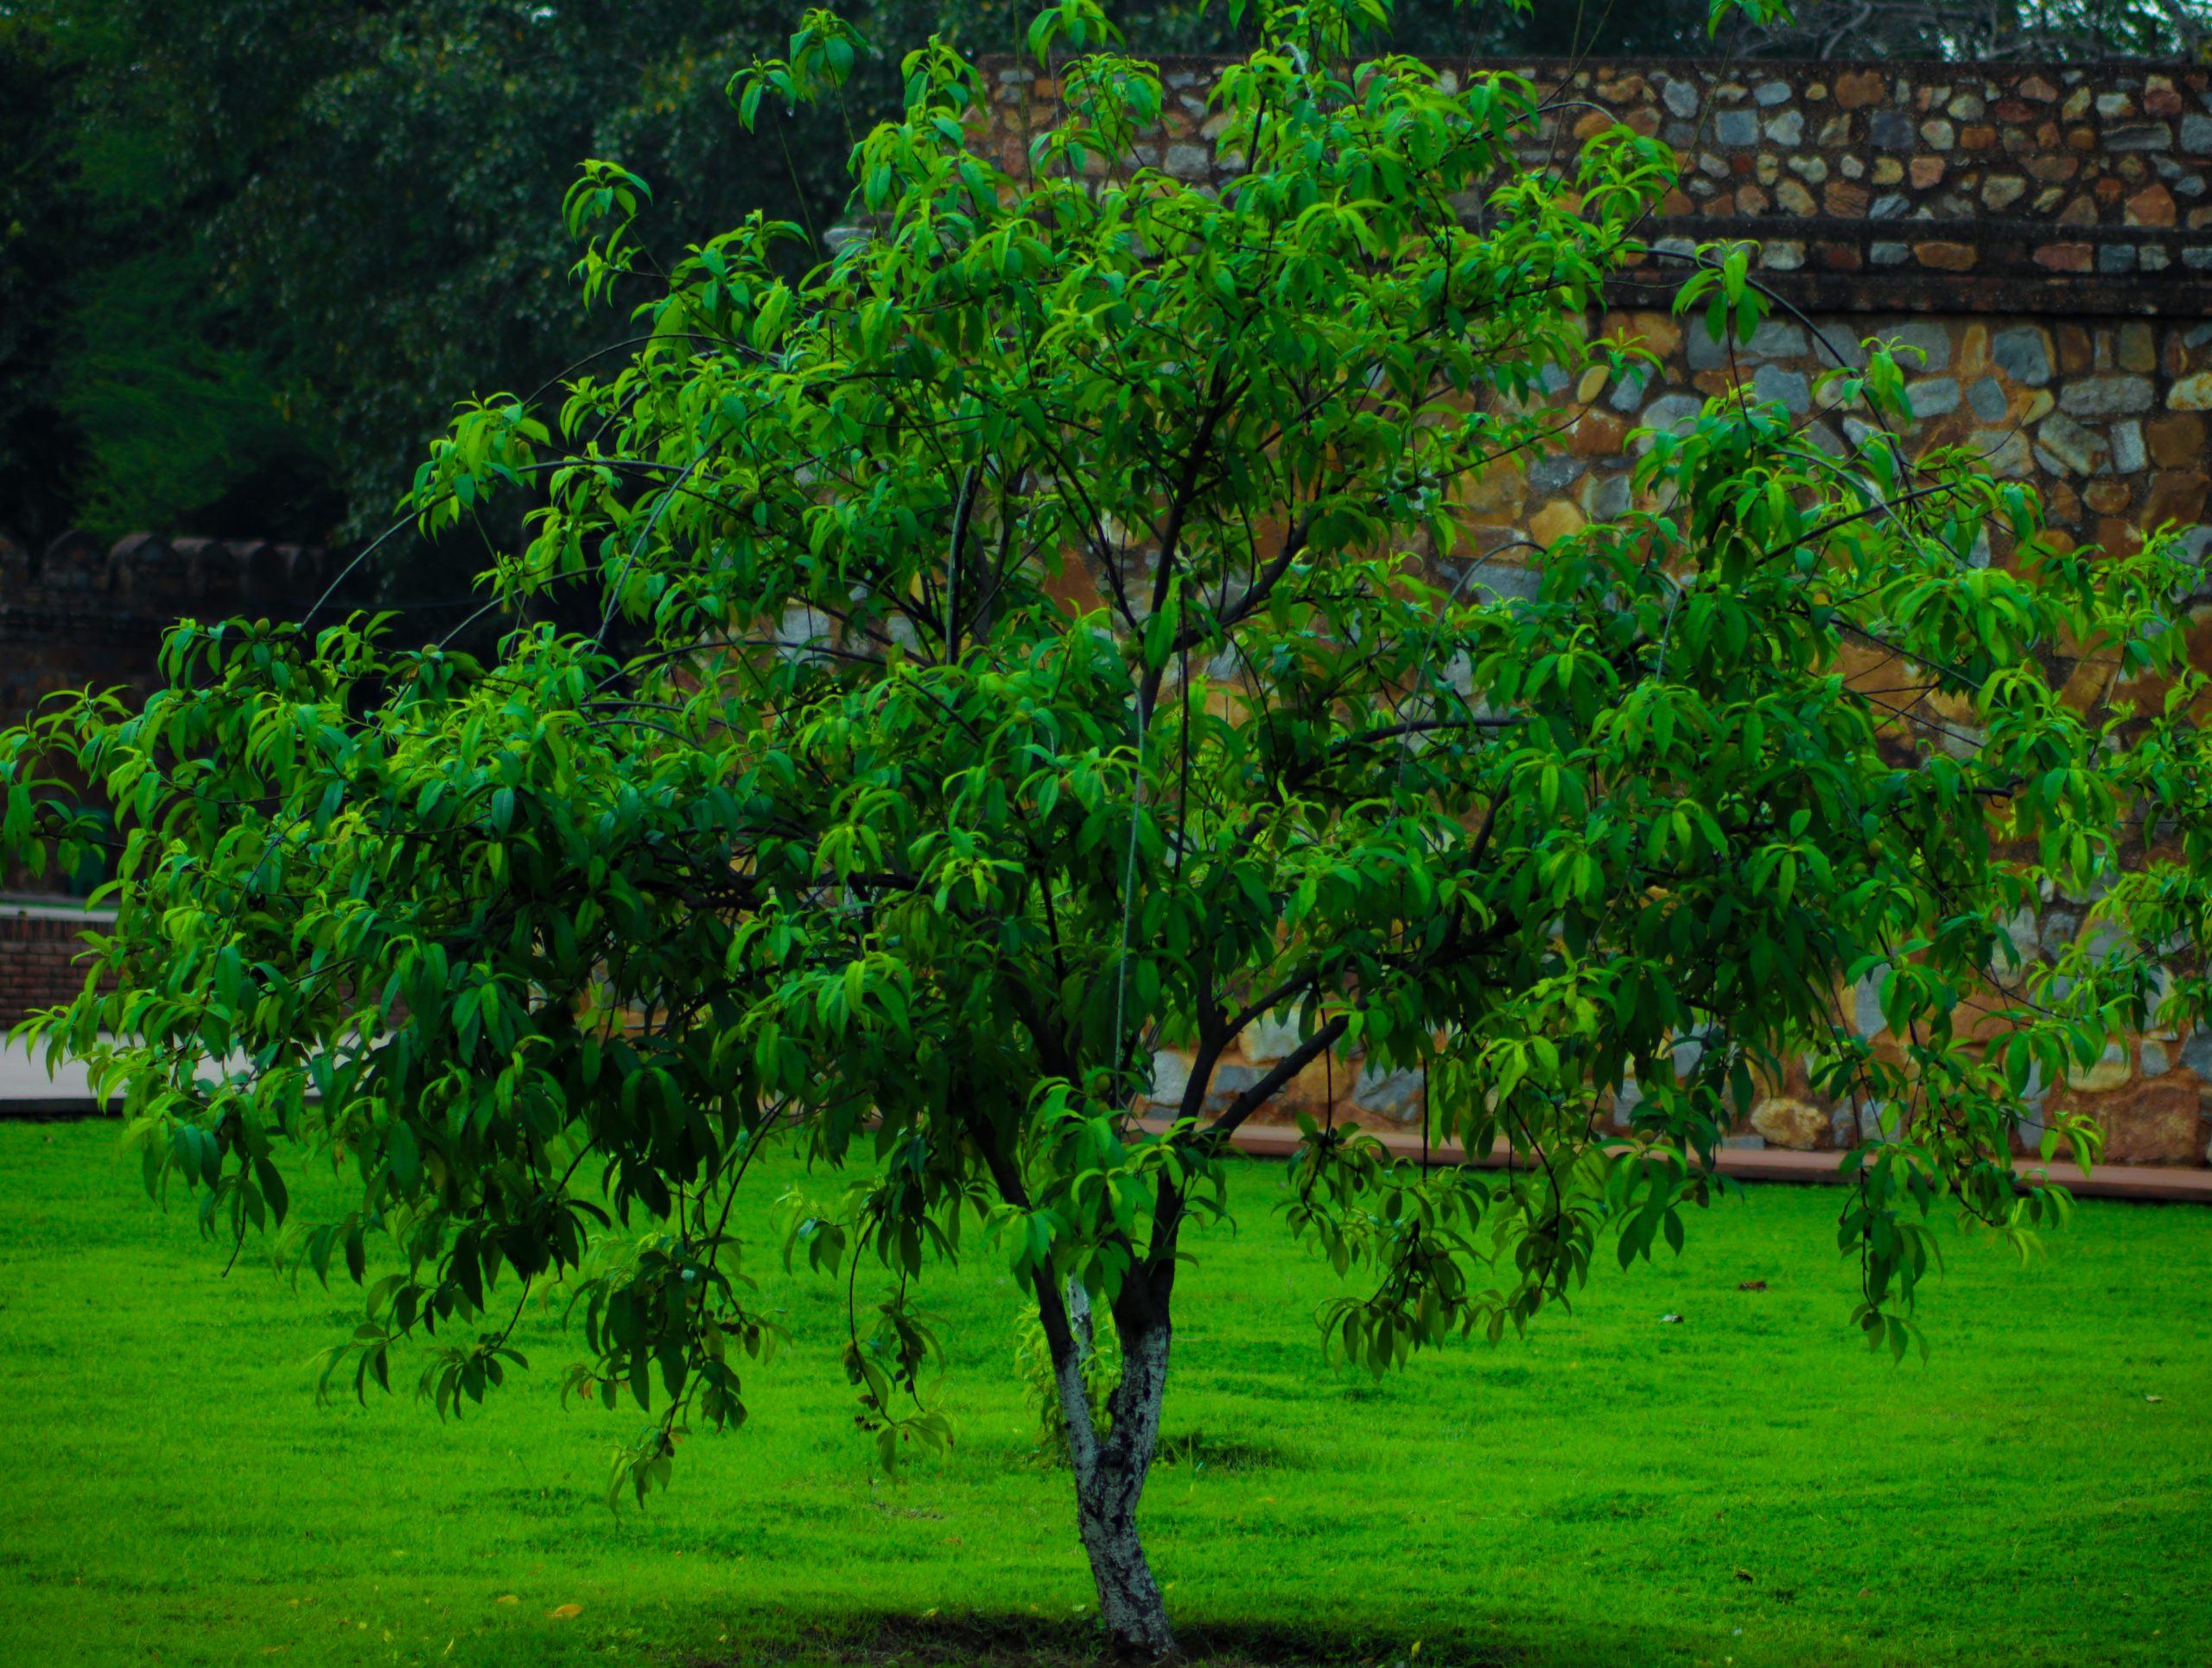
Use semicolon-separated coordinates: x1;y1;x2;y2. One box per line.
0;1119;2205;1668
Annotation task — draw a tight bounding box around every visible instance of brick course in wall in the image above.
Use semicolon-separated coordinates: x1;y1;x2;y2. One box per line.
0;907;115;1028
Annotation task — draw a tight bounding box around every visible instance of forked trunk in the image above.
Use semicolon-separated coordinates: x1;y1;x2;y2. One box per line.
1052;1283;1177;1659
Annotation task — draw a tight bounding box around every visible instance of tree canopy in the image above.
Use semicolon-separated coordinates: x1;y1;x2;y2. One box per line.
3;0;2205;1657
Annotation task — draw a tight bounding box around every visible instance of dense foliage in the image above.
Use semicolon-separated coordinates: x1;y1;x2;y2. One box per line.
3;0;2203;1654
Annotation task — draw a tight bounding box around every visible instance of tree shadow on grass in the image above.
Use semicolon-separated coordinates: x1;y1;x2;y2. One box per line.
684;1609;1702;1667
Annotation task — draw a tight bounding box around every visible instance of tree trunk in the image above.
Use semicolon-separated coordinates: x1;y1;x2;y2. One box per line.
1051;1285;1177;1659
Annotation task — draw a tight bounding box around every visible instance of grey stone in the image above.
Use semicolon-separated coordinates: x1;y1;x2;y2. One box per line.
2112;418;2146;473
1663;77;1700;119
2060;376;2155;417
1528;455;1585;493
1999;322;2044;385
1870;110;1915;149
1608;366;1652;413
1871;240;1910;265
2182;247;2212;271
1664;119;1696;148
1613;1075;1644;1123
1354;1063;1424;1117
2141;246;2171;272
2106;122;2174;151
2180;1026;2212;1078
2041;907;2081;953
1582;471;1631;519
1764;110;1804;144
1858;1098;1903;1141
1721;1135;1768;1150
1805;420;1847;456
1539;362;1573;394
2141;1041;2171;1078
1671;1035;1707;1079
1751;319;1809;356
1967;428;2034;478
1753;364;1811;413
1967;376;2010;422
1633;393;1707;452
1163;143;1212;180
1871;193;1911;220
2097;244;2139;274
2037;413;2107;475
1908;377;1961;417
1465;560;1544;606
1752;79;1792;106
1887;320;1953;370
1993;327;2053;386
2182;113;2212;154
1688;318;1806;368
1855;966;1890;1037
1148;1050;1192;1105
1715;109;1759;146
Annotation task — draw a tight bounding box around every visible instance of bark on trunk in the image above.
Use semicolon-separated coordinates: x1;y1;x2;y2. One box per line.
1050;1287;1177;1659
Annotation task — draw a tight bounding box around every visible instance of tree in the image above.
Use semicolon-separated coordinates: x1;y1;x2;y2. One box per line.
2;0;2192;1655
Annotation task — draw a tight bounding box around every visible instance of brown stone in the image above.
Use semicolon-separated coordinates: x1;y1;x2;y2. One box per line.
2027;152;2081;182
2059;650;2115;709
1817;240;1863;271
2057;324;2094;374
1961;124;1997;150
2068;124;2097;150
2097;517;2143;557
2094;1081;2202;1163
2034;242;2094;272
2085;481;2132;515
1995;99;2035;122
2146;471;2211;527
2094;175;2126;206
1824;181;1871;216
1529;500;1586;548
2126;183;2177;226
2018;74;2059;103
2118;322;2157;373
1915;240;1978;270
1455;460;1526;520
2145;84;2185;118
1629;311;1683;357
1749;1096;1830;1152
1735;183;1770;214
2144;413;2205;468
1569;410;1626;456
2056;193;2100;225
1662;188;1695;215
1910;155;1945;188
2044;479;2083;526
1834;69;1885;110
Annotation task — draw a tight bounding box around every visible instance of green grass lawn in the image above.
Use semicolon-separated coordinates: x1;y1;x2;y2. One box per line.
0;1120;2205;1668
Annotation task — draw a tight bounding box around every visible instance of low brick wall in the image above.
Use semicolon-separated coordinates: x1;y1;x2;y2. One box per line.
0;907;113;1028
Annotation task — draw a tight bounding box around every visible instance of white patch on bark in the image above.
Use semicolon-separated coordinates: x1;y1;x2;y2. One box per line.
1053;1302;1176;1658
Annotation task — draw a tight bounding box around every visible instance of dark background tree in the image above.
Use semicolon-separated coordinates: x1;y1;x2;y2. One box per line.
1;0;2200;589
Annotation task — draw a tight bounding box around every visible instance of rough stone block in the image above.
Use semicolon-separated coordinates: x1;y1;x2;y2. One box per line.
2059;376;2154;417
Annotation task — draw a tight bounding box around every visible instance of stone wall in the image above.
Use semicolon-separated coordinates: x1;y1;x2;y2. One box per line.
981;55;2212;1165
